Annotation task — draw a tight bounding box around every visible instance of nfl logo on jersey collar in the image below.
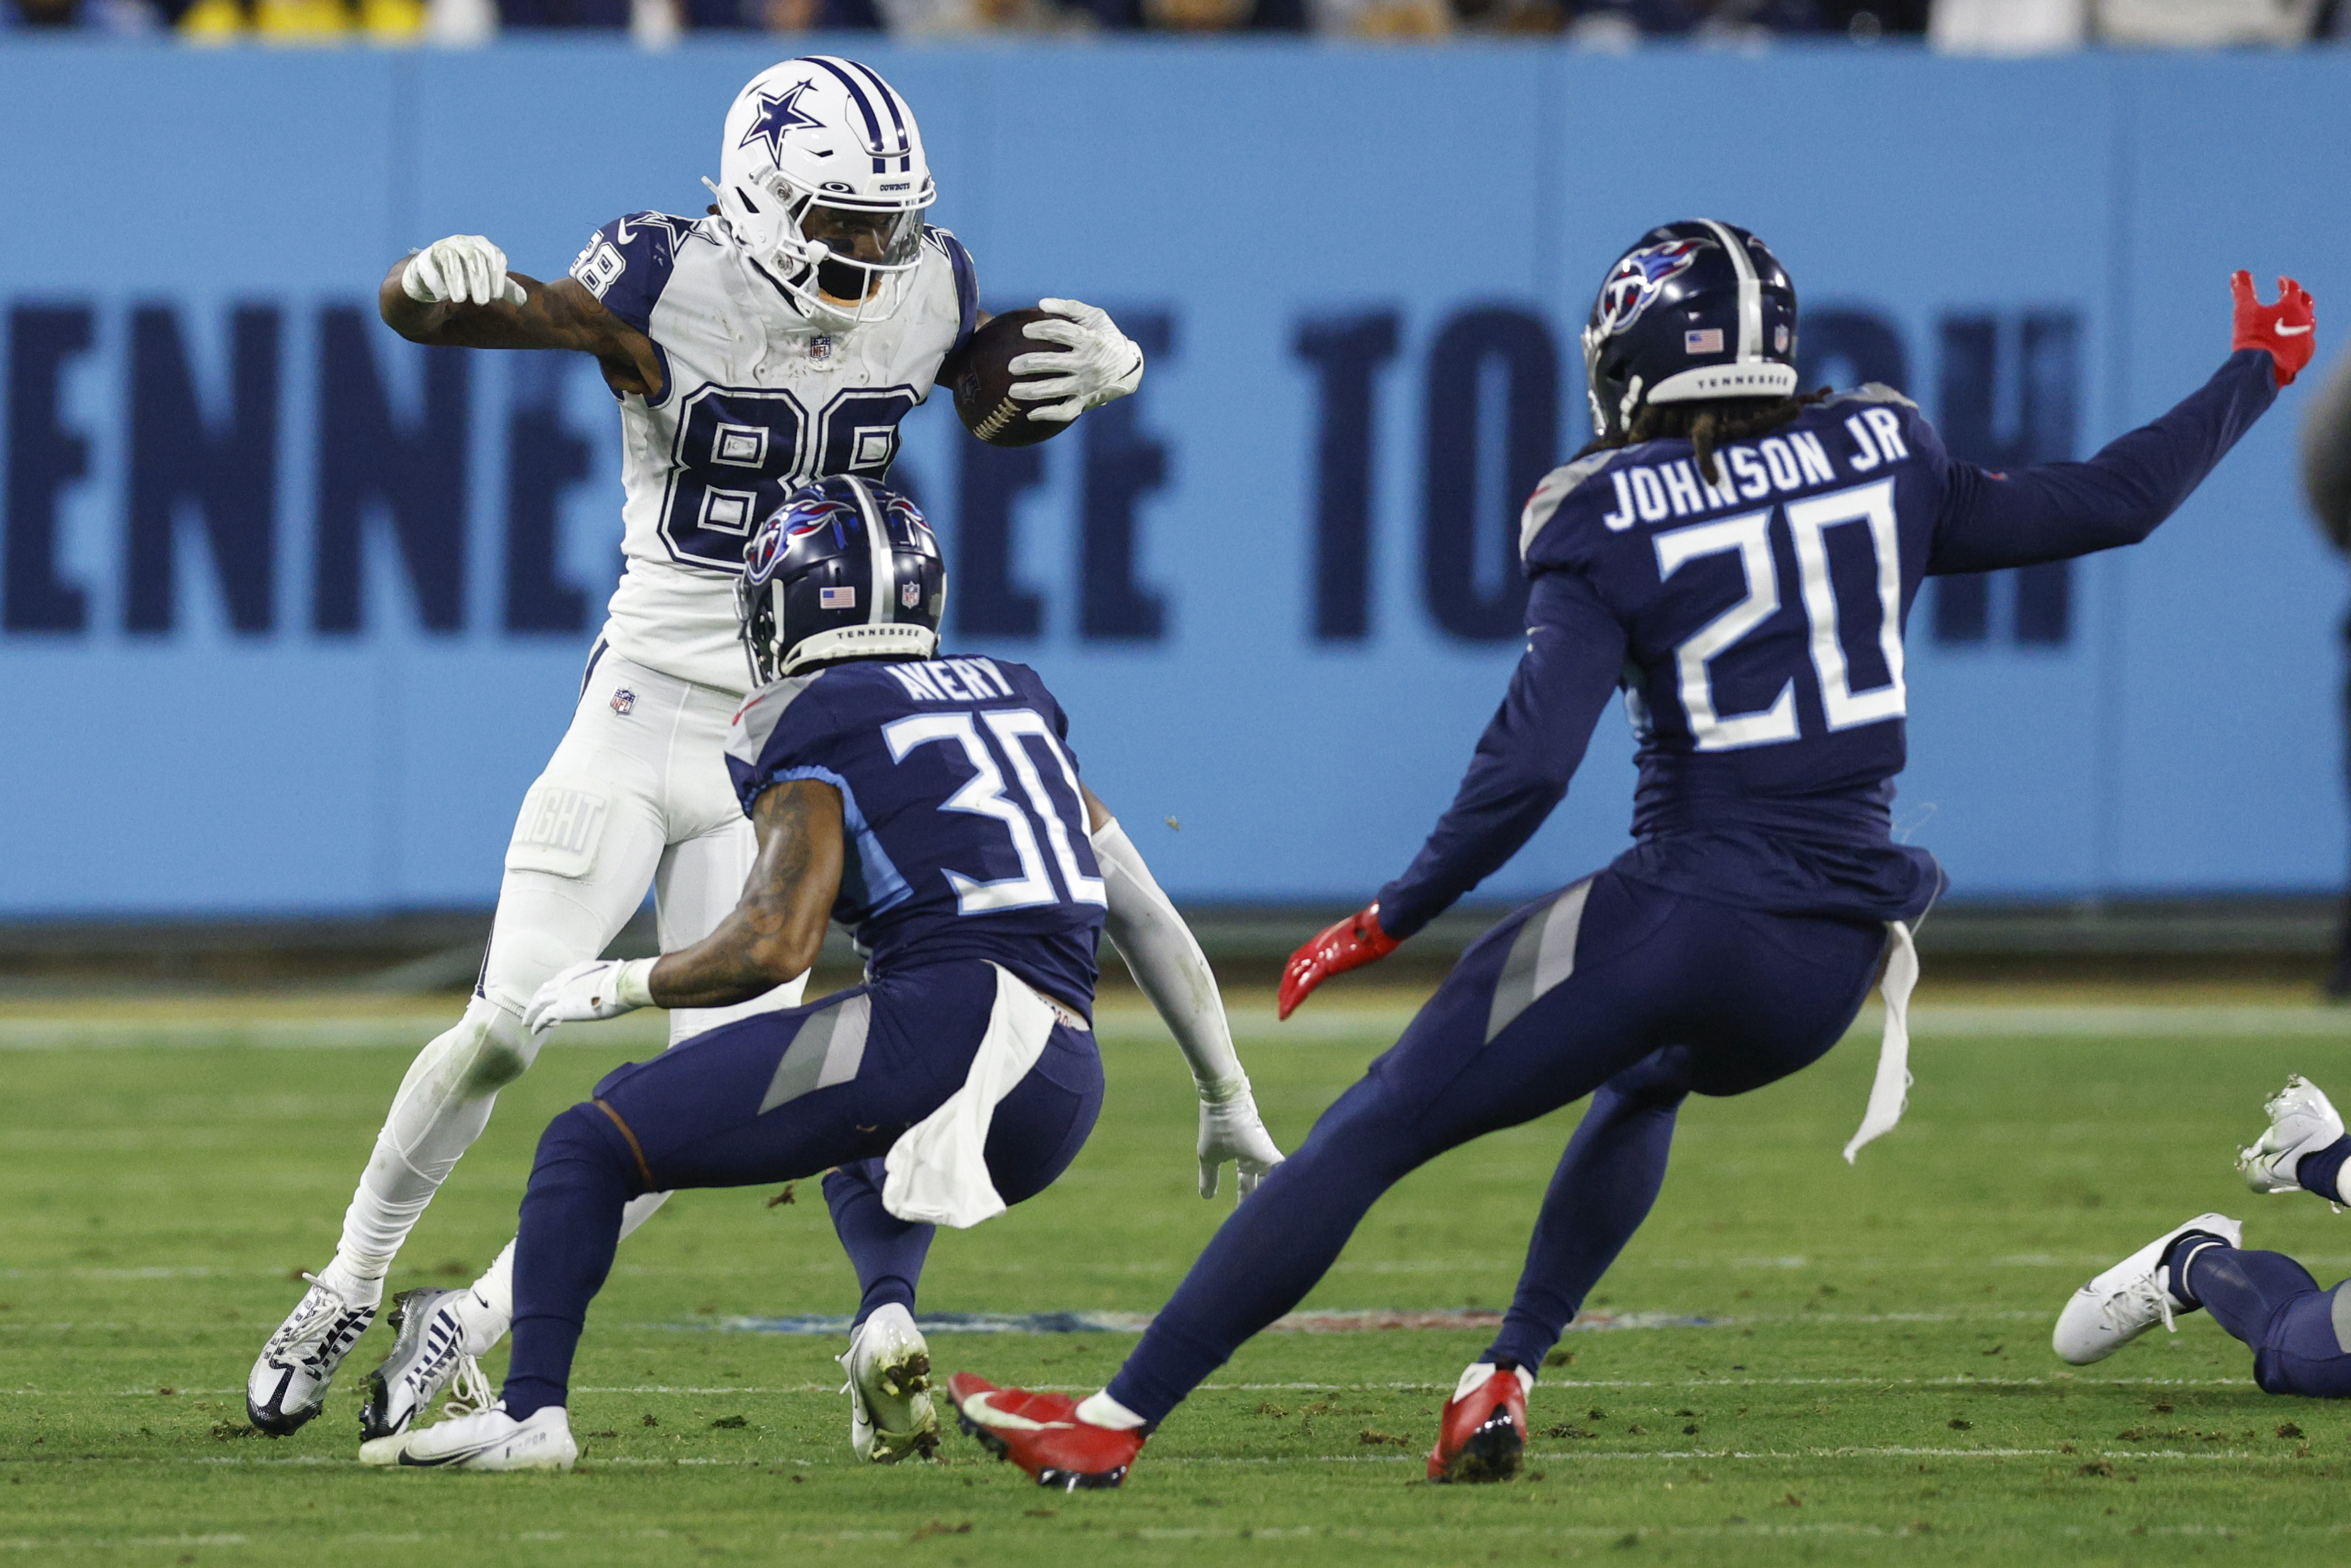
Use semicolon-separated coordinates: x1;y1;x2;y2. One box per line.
806;334;835;363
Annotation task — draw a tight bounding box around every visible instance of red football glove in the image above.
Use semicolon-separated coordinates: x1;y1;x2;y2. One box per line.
1278;903;1400;1020
2232;271;2316;386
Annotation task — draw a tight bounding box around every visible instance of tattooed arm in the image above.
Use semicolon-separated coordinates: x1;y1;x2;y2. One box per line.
644;780;845;1010
378;258;667;399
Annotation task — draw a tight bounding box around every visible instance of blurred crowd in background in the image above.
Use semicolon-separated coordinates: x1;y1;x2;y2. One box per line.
0;0;2340;52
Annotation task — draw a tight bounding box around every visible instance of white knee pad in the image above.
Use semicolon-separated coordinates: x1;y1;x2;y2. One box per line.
336;996;534;1276
377;996;538;1158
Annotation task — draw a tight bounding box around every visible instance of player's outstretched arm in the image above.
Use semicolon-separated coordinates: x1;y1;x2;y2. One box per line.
378;234;665;398
1081;784;1283;1200
1928;272;2312;576
1281;570;1627;1020
522;781;840;1034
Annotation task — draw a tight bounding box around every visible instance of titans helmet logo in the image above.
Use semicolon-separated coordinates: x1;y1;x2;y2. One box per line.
738;81;826;165
1594;238;1708;338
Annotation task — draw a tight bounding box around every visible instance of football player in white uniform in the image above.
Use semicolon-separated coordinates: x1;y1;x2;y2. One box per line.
246;56;1159;1445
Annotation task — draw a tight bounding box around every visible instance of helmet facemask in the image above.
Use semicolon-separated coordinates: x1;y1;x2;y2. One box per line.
706;171;932;330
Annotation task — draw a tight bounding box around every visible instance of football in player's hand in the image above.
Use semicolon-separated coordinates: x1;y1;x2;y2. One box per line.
949;310;1068;448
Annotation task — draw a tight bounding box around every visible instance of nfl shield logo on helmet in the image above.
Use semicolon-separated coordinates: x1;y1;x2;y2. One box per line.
900;579;921;609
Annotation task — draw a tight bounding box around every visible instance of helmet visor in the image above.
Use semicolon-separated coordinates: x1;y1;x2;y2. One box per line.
801;201;927;271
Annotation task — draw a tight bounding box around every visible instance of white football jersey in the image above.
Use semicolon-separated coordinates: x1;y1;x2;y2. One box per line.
567;210;976;696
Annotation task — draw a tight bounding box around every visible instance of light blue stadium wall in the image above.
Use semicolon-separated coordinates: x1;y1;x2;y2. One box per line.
0;40;2344;915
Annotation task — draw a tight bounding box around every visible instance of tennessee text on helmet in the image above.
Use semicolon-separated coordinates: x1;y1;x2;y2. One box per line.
706;57;936;331
1581;218;1800;443
737;475;947;685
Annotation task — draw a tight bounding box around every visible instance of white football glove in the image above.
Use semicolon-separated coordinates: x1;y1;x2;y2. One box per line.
1006;298;1144;424
401;234;527;308
1197;1073;1284;1202
523;958;656;1036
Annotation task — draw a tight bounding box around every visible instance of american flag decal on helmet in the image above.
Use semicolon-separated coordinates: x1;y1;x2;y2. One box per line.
821;586;857;609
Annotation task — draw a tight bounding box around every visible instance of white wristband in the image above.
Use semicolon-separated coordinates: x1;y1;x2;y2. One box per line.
616;957;658;1010
1196;1071;1251;1105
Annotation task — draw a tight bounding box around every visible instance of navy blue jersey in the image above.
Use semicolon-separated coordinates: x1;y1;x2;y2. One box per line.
1376;350;2281;935
725;655;1106;1010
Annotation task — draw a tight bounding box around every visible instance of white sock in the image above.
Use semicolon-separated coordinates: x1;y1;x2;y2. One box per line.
315;1255;385;1311
1076;1390;1147;1430
465;1241;517;1355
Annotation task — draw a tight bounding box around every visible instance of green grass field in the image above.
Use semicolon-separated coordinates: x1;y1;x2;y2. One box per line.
8;984;2351;1564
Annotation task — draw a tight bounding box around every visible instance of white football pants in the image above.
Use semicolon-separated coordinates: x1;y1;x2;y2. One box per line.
328;649;806;1290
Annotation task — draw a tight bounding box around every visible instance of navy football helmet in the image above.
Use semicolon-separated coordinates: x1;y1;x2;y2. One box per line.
1581;219;1800;443
736;475;946;685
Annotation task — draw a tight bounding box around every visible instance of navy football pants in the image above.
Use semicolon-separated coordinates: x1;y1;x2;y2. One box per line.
2185;1244;2351;1398
504;961;1103;1418
1106;870;1885;1424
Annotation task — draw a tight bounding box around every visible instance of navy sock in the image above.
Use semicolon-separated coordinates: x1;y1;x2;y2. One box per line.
825;1160;933;1329
2158;1231;2229;1310
2296;1134;2351;1204
1482;1081;1681;1372
504;1105;639;1420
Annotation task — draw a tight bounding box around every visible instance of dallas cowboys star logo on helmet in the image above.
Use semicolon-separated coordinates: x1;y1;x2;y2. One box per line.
738;81;826;164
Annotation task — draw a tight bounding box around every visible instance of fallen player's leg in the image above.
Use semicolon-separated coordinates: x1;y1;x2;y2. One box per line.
2055;1214;2351;1397
2239;1074;2351;1200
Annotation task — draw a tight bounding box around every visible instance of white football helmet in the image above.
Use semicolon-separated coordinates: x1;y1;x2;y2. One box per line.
706;57;936;331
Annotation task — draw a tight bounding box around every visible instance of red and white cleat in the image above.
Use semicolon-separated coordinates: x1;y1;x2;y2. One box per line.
1428;1360;1533;1484
946;1373;1145;1491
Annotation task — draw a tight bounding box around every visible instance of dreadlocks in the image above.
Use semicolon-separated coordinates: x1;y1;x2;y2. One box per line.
1579;388;1837;487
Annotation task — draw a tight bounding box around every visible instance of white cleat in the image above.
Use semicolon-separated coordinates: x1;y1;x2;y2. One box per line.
2052;1213;2242;1365
840;1303;939;1463
2240;1075;2345;1195
359;1403;576;1471
359;1287;498;1442
246;1273;376;1436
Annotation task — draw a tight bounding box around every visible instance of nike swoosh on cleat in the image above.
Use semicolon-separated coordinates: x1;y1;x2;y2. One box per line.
961;1396;1071;1433
2275;324;2311;335
397;1442;499;1468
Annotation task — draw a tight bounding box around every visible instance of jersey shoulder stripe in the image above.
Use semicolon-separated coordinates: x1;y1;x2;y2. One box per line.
726;672;823;784
1518;450;1617;563
925;227;979;354
571;212;701;336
